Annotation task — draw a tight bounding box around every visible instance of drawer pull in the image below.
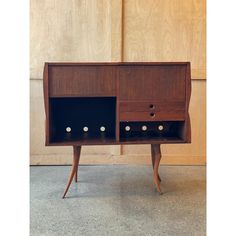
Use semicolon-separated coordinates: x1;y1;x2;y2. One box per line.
100;126;106;132
158;125;164;131
150;113;155;118
142;125;147;131
149;104;155;109
83;126;89;132
66;127;71;133
125;126;131;131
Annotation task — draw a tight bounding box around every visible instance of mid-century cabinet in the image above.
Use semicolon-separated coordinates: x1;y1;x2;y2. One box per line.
43;62;191;198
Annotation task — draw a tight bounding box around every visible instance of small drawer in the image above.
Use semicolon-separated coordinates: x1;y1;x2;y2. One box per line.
120;101;157;112
120;111;185;121
119;101;185;112
119;101;185;121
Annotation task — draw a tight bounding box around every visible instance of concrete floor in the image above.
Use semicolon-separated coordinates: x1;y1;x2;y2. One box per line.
30;165;206;236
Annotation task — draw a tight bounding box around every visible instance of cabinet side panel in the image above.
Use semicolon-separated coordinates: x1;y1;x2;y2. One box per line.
43;63;50;144
116;67;120;141
185;62;192;142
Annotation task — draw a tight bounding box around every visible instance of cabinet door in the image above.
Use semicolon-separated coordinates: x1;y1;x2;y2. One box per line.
49;65;116;97
118;65;186;101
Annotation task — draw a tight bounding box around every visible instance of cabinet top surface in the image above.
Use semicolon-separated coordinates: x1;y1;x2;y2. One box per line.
46;62;190;66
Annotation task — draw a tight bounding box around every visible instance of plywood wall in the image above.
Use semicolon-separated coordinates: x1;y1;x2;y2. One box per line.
120;0;206;164
30;0;206;165
123;0;206;79
31;0;114;78
30;0;122;162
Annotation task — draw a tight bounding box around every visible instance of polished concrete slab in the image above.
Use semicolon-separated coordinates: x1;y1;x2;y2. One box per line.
30;165;206;236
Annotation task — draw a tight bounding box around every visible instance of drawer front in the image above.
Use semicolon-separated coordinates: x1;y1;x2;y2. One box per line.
119;101;185;112
49;65;116;97
119;101;185;121
120;111;185;121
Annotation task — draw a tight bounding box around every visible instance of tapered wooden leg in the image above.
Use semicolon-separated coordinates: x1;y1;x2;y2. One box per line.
151;146;161;182
62;146;81;198
74;167;78;183
151;144;162;194
74;151;79;183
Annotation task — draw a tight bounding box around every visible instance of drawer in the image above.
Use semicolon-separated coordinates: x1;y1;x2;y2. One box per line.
119;101;185;121
119;101;185;112
120;111;185;121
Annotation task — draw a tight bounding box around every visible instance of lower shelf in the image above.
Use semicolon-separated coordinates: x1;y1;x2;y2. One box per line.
120;121;184;140
49;136;117;146
47;118;186;146
47;136;185;146
51;132;116;143
119;136;184;143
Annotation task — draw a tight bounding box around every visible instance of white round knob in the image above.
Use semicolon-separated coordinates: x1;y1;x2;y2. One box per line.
125;126;131;131
83;126;88;132
66;127;71;133
158;125;164;131
142;125;147;131
100;126;106;132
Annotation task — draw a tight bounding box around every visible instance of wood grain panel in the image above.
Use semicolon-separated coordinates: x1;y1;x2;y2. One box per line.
119;65;186;100
30;0;113;79
123;0;206;79
48;65;116;97
111;0;123;61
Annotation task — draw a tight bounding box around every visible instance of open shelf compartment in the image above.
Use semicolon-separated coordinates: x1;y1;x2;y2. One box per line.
49;97;116;143
119;121;185;142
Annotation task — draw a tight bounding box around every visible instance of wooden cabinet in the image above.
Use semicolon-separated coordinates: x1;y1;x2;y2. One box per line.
43;62;191;197
44;62;191;145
